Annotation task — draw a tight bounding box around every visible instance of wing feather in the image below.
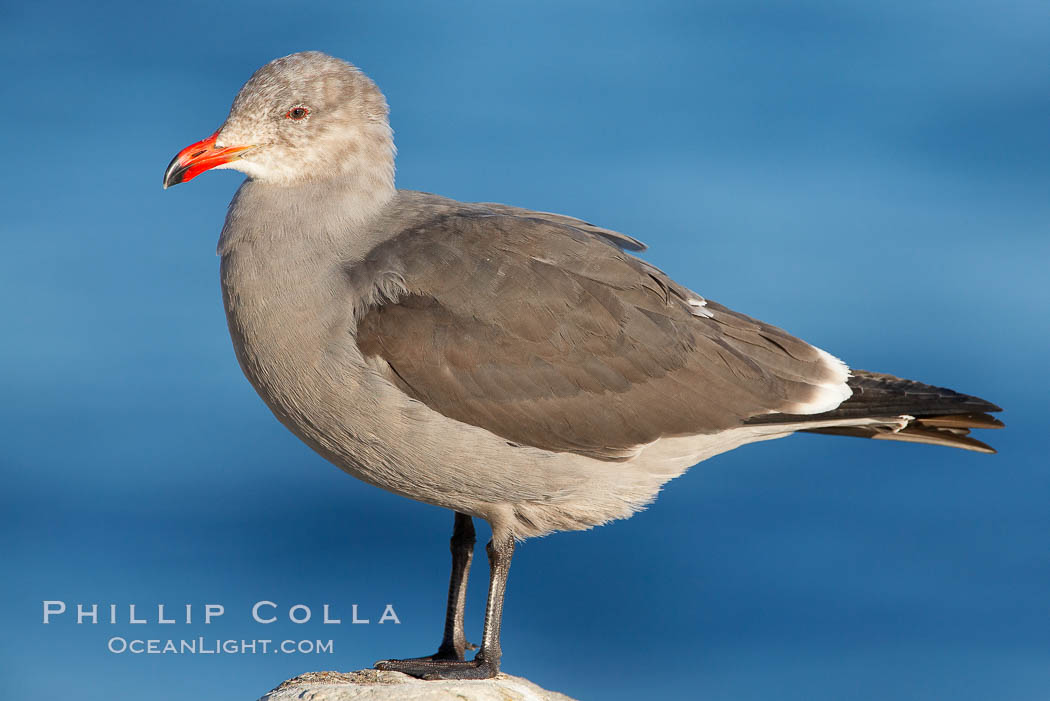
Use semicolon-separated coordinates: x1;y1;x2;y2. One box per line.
353;207;847;460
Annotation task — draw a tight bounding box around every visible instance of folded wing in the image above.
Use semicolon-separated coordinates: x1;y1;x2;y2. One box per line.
353;207;850;460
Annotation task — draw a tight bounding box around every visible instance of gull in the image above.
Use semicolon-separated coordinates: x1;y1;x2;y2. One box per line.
163;51;1003;680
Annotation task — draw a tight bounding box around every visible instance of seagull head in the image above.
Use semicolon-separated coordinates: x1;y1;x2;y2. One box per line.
163;51;394;189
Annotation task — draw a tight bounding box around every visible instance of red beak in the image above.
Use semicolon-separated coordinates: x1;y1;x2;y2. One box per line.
162;131;255;189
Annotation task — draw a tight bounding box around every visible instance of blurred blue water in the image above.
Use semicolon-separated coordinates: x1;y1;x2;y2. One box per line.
1;1;1047;699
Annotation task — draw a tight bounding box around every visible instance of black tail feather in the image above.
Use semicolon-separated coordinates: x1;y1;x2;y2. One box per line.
747;370;1004;453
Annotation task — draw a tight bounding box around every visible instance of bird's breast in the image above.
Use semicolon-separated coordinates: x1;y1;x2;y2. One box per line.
218;241;359;434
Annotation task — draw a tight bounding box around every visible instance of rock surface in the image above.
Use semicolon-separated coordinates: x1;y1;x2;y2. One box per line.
258;670;578;701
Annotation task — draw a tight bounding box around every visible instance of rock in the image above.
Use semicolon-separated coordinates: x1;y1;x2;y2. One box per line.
258;669;578;701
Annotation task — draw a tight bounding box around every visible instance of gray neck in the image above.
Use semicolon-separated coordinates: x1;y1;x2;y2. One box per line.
218;170;396;257
217;155;404;360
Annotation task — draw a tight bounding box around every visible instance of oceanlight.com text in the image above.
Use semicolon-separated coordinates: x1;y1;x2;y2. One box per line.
107;637;335;655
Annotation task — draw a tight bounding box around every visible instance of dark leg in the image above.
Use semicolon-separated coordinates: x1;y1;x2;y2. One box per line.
436;512;476;659
376;530;515;680
375;512;476;665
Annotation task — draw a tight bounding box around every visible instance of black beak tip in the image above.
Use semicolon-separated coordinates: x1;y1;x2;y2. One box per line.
162;154;188;190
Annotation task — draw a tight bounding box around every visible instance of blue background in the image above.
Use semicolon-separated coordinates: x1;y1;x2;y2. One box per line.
2;1;1047;699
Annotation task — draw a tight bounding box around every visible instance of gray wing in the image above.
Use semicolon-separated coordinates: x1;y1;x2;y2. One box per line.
353;208;848;461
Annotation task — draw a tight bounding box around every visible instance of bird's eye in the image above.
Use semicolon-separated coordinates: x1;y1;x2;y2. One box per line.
286;106;310;121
